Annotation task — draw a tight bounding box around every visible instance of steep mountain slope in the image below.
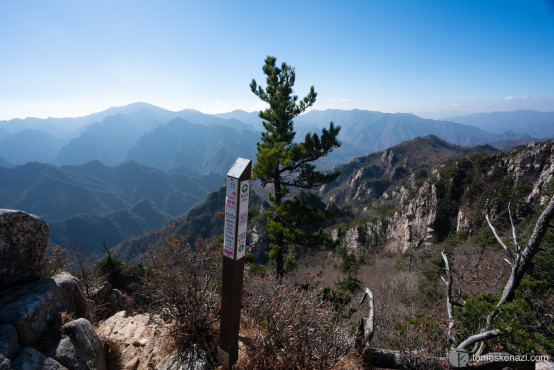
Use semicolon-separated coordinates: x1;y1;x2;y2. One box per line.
112;187;263;262
125;118;259;174
0;160;222;222
49;198;172;258
320;135;478;205
328;139;553;255
0;129;64;164
446;110;554;138
111;136;553;265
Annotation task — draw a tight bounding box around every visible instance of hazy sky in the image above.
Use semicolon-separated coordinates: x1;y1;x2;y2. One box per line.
1;0;553;120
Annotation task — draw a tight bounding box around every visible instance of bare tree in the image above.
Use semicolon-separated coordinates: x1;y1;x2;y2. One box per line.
66;238;95;297
456;194;554;355
357;193;554;368
440;250;461;349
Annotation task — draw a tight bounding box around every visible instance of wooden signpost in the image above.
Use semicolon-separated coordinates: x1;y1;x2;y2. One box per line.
218;157;251;369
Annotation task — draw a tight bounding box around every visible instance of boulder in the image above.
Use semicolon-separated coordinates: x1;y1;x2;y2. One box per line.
90;282;126;320
11;347;67;370
46;318;106;370
0;273;90;347
0;209;49;286
0;323;19;359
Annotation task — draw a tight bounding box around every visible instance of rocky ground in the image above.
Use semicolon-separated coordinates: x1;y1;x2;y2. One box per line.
0;209;208;370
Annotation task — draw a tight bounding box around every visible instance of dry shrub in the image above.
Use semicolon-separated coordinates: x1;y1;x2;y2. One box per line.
48;244;71;276
390;311;449;370
240;273;354;369
356;259;419;348
144;227;221;362
448;239;510;296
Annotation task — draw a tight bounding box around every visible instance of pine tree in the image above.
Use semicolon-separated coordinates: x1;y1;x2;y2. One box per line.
250;56;341;277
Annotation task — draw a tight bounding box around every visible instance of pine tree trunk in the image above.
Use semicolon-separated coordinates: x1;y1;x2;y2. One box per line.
274;174;284;277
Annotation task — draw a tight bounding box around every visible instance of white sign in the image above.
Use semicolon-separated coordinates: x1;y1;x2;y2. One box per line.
236;180;250;259
223;158;251;260
223;177;238;258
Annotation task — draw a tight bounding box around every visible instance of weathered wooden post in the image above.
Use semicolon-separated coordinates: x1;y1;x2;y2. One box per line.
218;157;251;369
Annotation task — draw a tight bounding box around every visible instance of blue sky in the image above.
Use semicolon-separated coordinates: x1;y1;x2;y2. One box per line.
1;0;553;120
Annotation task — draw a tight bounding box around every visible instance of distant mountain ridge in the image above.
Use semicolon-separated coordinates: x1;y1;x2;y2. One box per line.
0;103;256;171
124;118;259;174
219;108;531;167
0;160;225;257
0;156;12;168
445;110;554;138
0;160;223;222
0;103;548;173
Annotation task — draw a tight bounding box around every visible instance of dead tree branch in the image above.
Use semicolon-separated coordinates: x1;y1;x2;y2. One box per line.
357;288;375;347
441;250;457;348
457;193;554;353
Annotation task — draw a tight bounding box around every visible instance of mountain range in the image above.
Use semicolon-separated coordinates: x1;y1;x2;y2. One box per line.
2;103;550;174
445;110;554;138
112;134;553;263
1;103;552;257
0;160;224;257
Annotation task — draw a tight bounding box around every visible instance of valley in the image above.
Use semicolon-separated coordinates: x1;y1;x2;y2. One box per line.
1;104;553;368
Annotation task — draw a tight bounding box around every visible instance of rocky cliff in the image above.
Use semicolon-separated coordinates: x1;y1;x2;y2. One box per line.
331;140;553;255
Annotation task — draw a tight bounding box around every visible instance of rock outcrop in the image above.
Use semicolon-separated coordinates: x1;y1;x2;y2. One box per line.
0;210;105;370
11;347;68;370
0;209;50;286
90;282;127;320
333;141;554;255
98;311;168;370
46;318;106;370
0;272;91;347
0;353;11;370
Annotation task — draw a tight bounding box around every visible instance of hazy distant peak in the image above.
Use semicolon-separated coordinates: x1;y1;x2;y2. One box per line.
445;110;554;139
